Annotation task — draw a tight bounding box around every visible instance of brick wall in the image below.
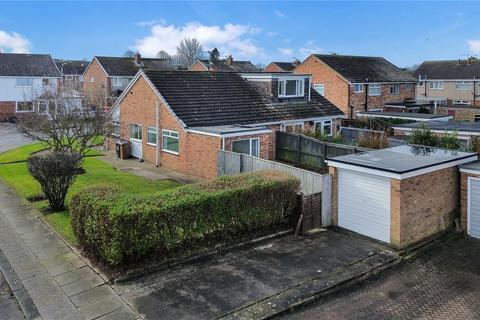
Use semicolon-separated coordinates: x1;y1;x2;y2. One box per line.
188;61;208;71
390;167;459;248
263;63;284;73
0;101;15;121
437;106;480;122
83;59;108;107
117;76;221;179
460;172;480;232
350;83;415;114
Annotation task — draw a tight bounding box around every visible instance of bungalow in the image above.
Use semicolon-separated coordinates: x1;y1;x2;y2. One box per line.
188;55;259;72
294;54;417;118
0;53;61;121
109;70;344;179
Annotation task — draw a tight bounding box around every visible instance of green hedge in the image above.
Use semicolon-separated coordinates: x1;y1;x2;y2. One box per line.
70;171;300;266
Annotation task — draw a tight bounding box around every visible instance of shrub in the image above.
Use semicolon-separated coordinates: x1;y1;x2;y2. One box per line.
470;136;480;153
28;151;83;211
71;171;300;266
439;130;460;150
407;123;439;147
304;131;345;144
357;133;389;149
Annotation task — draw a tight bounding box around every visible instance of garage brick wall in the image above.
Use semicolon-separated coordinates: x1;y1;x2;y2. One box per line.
390;167;459;248
460;172;480;232
0;101;15;121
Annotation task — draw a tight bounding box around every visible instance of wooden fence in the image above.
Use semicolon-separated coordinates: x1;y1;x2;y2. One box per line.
275;131;371;171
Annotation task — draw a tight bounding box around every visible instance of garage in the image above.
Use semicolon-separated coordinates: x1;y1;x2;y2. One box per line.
338;170;391;243
460;162;480;239
329;146;477;247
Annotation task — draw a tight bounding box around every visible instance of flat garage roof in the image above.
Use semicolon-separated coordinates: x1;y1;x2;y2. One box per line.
327;145;477;179
460;160;480;174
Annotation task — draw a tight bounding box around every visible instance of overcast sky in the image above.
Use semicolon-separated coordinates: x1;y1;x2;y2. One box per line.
0;1;479;67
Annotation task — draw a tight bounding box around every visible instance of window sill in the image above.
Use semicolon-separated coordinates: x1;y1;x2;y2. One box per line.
278;95;305;98
368;94;381;97
147;143;157;147
162;149;179;156
15;110;34;113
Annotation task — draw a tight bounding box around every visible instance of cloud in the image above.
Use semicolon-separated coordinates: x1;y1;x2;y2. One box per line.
299;40;322;57
274;10;286;18
136;19;166;27
468;40;480;55
278;48;293;56
134;21;264;58
0;30;30;53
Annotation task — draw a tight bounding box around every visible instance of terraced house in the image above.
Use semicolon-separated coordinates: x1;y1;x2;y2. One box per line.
294;54;417;118
109;70;344;179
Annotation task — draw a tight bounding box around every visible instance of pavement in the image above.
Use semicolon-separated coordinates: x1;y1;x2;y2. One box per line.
0;181;140;320
114;229;394;320
0;266;24;320
280;236;480;320
0;122;32;154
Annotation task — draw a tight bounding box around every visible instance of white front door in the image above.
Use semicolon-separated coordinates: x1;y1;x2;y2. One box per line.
468;177;480;239
338;169;391;243
130;124;143;159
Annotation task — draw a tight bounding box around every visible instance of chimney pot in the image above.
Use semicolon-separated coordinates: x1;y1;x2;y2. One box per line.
134;52;141;66
226;55;233;66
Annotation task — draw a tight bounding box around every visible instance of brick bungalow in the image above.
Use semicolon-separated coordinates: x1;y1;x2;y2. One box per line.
294;54;417;118
108;70;344;179
188;55;259;72
83;53;173;109
263;61;300;73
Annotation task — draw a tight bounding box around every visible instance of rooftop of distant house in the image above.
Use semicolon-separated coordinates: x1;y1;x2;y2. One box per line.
263;61;300;72
55;59;89;75
191;55;260;72
0;53;61;77
414;58;480;80
92;53;173;77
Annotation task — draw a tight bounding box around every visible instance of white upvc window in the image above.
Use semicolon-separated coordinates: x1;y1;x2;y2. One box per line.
283;122;304;134
16;101;34;112
456;81;473;91
130;123;142;140
313;83;325;96
162;129;179;154
314;119;333;136
474;114;480;123
353;84;363;93
111;77;127;87
368;83;381;96
389;84;400;95
90;77;95;83
453;100;470;105
111;120;120;137
232;138;260;157
429;81;444;90
16;78;33;87
36;100;52;114
147;126;157;146
405;83;414;90
278;78;304;98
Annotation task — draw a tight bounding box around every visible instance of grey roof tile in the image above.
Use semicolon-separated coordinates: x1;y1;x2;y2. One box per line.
0;53;61;77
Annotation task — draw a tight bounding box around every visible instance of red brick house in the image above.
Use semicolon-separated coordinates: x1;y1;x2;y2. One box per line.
83;53;173;109
263;61;300;73
294;54;417;118
188;55;259;72
109;70;344;179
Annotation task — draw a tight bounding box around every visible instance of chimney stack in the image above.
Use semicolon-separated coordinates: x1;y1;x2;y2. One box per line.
226;55;233;66
134;52;142;66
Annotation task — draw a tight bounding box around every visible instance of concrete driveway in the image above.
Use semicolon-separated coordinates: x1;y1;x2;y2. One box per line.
114;230;388;320
0;122;31;154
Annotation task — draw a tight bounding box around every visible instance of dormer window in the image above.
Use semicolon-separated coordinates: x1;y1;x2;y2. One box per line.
278;78;304;98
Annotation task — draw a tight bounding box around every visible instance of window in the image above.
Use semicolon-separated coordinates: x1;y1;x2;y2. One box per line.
405;83;413;90
112;120;120;137
111;77;123;87
368;83;381;96
389;84;400;95
90;77;95;83
147;127;157;145
429;81;444;90
453;100;470;105
474;115;480;123
232;138;260;157
313;83;325;96
456;81;472;91
162;129;179;154
36;100;49;114
284;123;303;134
314;120;332;136
278;78;304;97
353;84;363;93
16;78;33;87
130;123;142;140
418;82;425;87
16;101;34;112
42;78;51;86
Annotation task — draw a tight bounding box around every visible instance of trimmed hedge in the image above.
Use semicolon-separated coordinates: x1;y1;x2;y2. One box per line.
70;171;300;266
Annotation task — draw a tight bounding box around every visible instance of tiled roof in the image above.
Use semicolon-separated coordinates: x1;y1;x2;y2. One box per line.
414;59;480;80
95;56;173;76
0;53;61;77
313;54;416;83
268;62;298;72
197;59;260;72
55;59;88;75
143;70;344;127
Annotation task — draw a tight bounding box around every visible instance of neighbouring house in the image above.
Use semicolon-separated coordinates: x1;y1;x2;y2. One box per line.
55;59;88;88
263;61;300;73
435;104;480;122
357;111;452;122
188;55;259;72
294;54;417;118
0;53;61;121
327;145;477;248
82;53;173;109
459;161;480;239
393;121;480;145
414;58;480;107
108;70;344;179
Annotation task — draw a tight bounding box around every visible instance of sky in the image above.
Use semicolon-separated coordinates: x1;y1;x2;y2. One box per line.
0;1;480;68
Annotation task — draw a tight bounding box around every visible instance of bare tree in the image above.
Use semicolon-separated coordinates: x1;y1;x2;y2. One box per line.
176;38;204;68
156;50;171;59
16;82;109;157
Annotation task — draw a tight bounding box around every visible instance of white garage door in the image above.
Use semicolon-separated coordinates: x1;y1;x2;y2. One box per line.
338;169;391;243
468;177;480;239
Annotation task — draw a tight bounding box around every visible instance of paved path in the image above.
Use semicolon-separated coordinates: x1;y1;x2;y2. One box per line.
0;267;24;319
0;182;140;320
0;123;32;154
281;237;480;320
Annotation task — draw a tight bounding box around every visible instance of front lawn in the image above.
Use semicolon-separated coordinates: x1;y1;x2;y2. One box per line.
0;144;180;245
